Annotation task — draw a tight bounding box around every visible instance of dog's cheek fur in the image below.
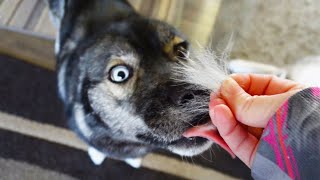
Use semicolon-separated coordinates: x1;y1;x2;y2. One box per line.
68;82;151;159
66;78;151;159
88;82;149;142
84;84;154;159
70;103;150;159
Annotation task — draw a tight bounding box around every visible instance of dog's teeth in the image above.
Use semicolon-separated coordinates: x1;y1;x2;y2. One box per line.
124;158;142;168
88;147;107;165
188;137;195;141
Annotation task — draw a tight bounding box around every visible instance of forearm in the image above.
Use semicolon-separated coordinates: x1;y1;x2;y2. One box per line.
252;87;320;180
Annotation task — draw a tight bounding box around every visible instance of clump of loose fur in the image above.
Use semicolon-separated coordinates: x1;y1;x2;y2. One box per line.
172;47;230;92
170;43;233;128
171;46;231;124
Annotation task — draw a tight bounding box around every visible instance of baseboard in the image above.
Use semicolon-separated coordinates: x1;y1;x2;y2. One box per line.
0;25;55;71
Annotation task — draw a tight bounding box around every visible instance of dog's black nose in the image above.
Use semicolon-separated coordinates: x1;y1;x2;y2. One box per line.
180;92;195;104
168;86;196;105
167;83;209;105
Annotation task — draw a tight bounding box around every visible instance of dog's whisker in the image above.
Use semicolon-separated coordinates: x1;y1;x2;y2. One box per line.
209;147;213;161
210;146;216;159
199;153;214;163
179;118;195;127
190;156;195;165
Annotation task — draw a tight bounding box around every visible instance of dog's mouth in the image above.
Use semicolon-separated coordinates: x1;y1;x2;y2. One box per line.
182;114;235;158
139;113;235;157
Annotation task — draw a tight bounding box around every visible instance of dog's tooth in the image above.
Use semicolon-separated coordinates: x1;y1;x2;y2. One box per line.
124;158;142;168
88;147;107;165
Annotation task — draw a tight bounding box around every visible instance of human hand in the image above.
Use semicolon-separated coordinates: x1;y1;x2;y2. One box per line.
209;74;304;167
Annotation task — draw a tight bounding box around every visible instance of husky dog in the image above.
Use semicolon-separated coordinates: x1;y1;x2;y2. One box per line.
47;0;229;165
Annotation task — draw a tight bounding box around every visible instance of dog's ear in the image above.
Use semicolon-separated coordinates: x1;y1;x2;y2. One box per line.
46;0;136;54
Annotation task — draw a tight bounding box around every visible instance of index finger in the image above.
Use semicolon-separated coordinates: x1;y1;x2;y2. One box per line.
230;74;303;96
211;104;259;167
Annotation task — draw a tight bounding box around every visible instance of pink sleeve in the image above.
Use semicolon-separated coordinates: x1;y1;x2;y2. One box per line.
251;87;320;180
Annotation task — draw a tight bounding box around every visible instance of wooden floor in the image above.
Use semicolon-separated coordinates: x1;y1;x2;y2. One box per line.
0;0;56;37
0;0;220;70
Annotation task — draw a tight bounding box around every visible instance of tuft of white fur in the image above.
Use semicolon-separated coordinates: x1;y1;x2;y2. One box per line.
168;140;213;157
172;47;229;92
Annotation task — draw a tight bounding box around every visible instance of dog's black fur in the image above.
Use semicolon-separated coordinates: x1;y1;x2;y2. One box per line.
48;0;212;160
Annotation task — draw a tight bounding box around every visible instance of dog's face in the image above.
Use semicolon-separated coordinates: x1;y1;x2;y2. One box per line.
49;0;213;160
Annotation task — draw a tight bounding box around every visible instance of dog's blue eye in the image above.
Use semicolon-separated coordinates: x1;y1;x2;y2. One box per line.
109;65;131;83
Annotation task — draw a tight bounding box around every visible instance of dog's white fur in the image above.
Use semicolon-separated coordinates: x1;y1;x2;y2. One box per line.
168;141;213;157
57;60;67;100
74;103;93;138
172;48;229;92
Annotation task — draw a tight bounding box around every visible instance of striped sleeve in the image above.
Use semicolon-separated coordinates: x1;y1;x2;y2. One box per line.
251;87;320;180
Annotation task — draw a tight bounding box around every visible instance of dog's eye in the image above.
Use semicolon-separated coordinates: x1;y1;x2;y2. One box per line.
109;65;131;83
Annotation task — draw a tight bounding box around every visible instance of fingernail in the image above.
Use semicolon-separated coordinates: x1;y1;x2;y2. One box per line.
221;77;237;97
230;73;239;79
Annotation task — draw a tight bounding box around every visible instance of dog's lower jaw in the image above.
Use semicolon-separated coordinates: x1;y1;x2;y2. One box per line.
167;140;213;157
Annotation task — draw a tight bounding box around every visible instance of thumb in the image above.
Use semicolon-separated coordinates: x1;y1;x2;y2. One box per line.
220;78;295;127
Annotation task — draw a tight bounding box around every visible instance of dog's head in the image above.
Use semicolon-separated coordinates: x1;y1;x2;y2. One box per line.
48;0;215;160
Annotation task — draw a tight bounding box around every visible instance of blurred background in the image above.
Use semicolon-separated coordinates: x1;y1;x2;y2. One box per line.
0;0;319;179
